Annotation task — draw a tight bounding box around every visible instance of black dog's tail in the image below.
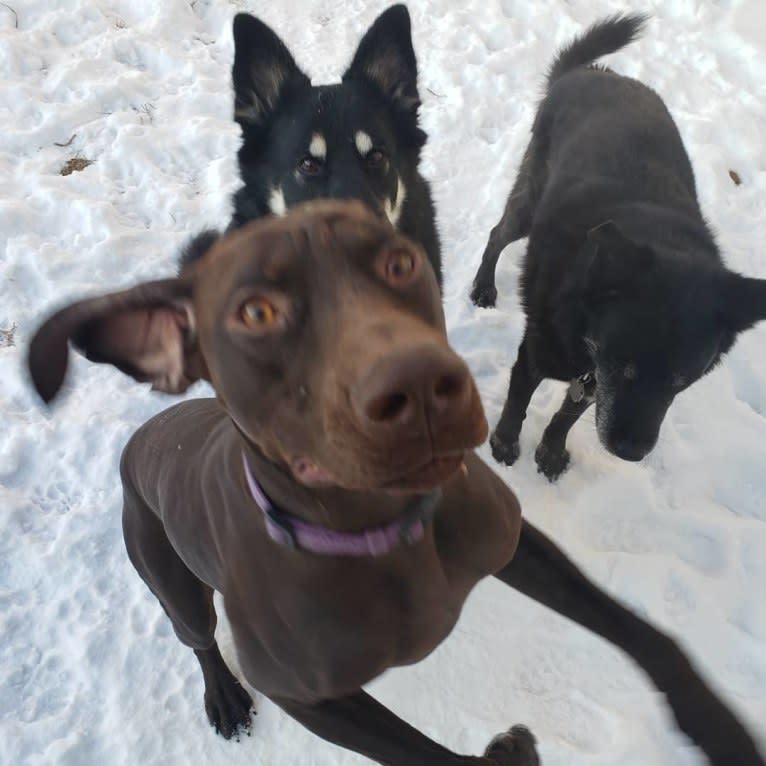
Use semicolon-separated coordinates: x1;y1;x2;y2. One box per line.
547;14;648;88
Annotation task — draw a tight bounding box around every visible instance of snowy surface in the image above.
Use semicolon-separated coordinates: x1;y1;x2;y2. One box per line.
2;1;766;764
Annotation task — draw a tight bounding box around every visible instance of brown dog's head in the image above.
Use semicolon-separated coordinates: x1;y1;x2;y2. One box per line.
28;201;487;492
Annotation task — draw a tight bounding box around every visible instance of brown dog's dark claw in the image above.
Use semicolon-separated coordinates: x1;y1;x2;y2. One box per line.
205;680;255;741
484;724;540;766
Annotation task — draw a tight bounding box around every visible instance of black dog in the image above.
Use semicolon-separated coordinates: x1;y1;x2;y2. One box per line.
470;14;766;480
229;4;442;285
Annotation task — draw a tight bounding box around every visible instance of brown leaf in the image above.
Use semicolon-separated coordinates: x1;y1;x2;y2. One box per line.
61;157;93;176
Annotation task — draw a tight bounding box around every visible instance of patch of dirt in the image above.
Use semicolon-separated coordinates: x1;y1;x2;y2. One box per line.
60;157;93;176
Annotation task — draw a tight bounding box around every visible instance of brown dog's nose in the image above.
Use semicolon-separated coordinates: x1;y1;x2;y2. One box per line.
352;345;472;431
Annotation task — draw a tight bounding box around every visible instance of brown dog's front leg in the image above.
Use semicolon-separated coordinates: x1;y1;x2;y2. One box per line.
194;643;254;740
275;691;539;766
497;520;765;766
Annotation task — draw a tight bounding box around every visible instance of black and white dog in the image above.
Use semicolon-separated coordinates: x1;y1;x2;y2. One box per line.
471;14;766;480
228;4;442;285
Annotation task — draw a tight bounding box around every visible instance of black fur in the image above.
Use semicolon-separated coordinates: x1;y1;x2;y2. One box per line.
178;230;220;270
227;5;442;286
546;13;648;86
470;14;766;479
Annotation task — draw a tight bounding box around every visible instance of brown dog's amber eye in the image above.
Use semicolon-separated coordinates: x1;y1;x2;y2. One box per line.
241;298;278;327
385;250;416;282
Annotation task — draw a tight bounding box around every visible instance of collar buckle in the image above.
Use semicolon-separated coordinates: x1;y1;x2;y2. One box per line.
569;372;595;403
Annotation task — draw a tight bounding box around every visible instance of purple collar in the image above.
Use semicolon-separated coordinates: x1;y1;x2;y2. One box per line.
242;454;440;557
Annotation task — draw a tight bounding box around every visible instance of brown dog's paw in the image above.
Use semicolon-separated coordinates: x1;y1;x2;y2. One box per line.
485;724;540;765
471;280;498;308
490;431;520;466
204;675;255;741
534;442;570;481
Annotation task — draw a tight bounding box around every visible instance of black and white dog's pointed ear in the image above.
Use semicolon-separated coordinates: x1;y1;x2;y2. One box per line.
719;272;766;333
343;4;420;113
584;222;655;301
28;279;204;405
232;13;311;129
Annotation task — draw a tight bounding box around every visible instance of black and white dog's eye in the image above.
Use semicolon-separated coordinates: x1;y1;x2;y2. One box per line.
623;364;637;381
366;149;386;169
672;374;687;389
297;157;323;176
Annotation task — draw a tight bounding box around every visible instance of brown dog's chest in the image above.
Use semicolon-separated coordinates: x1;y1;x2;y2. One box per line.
226;545;474;703
223;457;520;703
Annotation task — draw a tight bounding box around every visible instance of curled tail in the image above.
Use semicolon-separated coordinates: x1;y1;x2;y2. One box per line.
547;14;648;88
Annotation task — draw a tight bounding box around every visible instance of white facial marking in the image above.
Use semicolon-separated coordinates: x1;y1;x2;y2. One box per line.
355;130;373;157
309;132;326;160
384;177;407;226
268;186;287;217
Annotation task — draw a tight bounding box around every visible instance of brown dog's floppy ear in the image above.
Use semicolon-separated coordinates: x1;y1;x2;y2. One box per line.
28;279;201;404
719;272;766;333
343;5;420;114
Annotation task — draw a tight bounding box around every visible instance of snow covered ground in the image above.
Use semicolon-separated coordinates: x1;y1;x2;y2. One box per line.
2;1;766;764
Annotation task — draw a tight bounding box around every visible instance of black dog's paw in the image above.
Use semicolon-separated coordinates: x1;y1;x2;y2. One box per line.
534;442;570;481
204;675;255;741
490;432;520;466
470;280;497;308
484;724;540;765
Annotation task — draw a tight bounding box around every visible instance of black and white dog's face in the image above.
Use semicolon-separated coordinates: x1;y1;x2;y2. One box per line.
582;223;766;461
230;5;425;232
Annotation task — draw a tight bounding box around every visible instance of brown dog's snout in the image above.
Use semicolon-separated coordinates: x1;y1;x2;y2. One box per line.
352;345;472;432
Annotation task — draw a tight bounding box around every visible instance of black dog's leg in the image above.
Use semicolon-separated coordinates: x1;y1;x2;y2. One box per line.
276;691;539;766
534;386;593;481
491;334;542;466
497;521;765;766
122;491;254;739
471;149;535;309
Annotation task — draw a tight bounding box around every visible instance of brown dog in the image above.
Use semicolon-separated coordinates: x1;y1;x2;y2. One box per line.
28;201;763;765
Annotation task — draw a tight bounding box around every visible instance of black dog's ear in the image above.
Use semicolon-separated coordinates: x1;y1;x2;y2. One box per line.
28;279;204;404
232;14;311;129
718;272;766;333
584;222;655;302
343;4;420;113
